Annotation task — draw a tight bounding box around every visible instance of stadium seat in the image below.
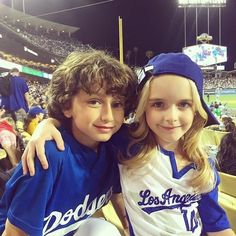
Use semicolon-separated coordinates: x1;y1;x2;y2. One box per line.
218;172;236;232
201;128;228;146
92;201;125;235
201;128;218;146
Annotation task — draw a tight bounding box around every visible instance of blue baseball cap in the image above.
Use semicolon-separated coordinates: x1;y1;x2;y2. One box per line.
28;106;45;118
138;52;219;126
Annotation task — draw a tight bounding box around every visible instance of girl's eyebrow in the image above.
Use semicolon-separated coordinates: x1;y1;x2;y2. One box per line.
179;99;193;102
148;98;163;101
148;98;193;102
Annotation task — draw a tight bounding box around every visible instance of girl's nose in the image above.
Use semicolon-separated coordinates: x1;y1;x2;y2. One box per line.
164;106;178;123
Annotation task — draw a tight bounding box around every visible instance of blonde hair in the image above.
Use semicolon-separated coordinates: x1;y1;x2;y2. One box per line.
120;76;215;193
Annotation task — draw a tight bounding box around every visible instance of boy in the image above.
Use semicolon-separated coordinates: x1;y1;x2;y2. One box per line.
0;49;137;235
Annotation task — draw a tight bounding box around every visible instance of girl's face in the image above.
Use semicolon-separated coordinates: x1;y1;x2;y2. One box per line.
145;74;195;150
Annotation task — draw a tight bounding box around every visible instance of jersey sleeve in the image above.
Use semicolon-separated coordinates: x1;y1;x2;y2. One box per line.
198;168;231;233
1;141;62;236
110;124;130;157
111;159;122;194
105;143;122;194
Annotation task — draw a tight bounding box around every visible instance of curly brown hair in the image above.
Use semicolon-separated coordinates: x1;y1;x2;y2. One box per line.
47;49;138;123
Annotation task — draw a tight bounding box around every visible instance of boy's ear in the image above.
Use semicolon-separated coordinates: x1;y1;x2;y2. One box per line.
63;109;72;118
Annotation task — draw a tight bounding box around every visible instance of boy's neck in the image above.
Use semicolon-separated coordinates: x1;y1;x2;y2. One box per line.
70;127;99;152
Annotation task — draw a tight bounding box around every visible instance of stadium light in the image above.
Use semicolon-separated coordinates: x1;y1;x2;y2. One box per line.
178;0;227;48
178;0;226;7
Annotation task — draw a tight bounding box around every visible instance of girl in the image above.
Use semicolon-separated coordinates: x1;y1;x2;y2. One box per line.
21;53;234;235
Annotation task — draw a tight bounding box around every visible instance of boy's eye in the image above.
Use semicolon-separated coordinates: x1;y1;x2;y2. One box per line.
88;100;101;106
112;101;124;109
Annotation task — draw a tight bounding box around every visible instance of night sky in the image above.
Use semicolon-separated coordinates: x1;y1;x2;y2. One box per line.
2;0;236;70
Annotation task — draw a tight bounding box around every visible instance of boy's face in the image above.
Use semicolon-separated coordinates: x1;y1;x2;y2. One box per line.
63;86;125;150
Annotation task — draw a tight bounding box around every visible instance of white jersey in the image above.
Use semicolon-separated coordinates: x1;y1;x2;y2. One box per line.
119;146;219;236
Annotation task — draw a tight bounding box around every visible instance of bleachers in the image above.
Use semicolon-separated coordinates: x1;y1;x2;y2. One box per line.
201;128;228;146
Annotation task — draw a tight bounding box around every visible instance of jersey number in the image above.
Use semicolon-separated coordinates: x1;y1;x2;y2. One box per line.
181;209;198;232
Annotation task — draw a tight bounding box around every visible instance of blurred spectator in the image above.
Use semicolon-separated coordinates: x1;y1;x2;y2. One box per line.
216;126;236;175
222;116;233;126
2;68;30;124
25;106;45;135
0;109;19;168
213;104;222;118
225;121;236;133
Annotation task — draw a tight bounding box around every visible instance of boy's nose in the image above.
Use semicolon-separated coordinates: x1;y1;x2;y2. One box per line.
101;105;114;122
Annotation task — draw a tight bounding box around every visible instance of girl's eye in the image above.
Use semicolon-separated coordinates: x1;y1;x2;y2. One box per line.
152;102;164;108
179;102;192;108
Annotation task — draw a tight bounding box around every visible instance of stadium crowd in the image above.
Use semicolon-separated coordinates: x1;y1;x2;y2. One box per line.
0;76;48;170
21;30;90;58
204;75;236;89
0;50;56;72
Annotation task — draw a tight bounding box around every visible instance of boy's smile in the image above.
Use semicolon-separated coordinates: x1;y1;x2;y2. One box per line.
93;124;115;133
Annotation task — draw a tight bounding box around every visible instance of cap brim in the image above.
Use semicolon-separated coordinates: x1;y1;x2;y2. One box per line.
201;98;219;127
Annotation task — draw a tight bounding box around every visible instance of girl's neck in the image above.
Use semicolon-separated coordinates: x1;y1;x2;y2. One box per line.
158;142;180;154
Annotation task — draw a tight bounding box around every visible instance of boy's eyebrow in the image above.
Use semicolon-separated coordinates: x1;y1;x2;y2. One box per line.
87;92;124;100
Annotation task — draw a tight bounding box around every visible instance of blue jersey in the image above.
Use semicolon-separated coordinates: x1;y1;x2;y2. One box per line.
8;76;29;112
0;126;121;236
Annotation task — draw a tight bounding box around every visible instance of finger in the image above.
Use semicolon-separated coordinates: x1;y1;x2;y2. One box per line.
27;155;36;176
53;129;65;151
22;146;29;175
26;143;36;176
35;140;48;169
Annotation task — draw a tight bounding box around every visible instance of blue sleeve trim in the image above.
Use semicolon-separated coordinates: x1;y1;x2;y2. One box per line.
198;167;231;233
8;210;42;236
